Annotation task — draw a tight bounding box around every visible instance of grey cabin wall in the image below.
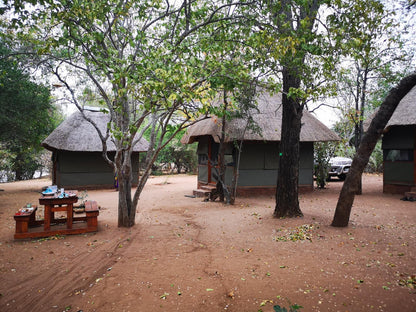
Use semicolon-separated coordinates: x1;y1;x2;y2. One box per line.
237;142;313;187
196;136;209;183
196;140;314;188
382;125;415;187
54;151;140;188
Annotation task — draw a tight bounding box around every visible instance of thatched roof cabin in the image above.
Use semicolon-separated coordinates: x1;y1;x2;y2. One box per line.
182;91;339;196
379;85;416;194
42;109;149;152
42;109;149;189
386;85;416;128
182;92;340;144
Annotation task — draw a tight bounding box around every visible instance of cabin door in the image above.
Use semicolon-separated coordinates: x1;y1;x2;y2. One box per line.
197;137;219;185
207;139;219;185
414;127;416;185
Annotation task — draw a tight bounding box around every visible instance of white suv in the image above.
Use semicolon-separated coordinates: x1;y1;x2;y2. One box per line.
328;157;352;181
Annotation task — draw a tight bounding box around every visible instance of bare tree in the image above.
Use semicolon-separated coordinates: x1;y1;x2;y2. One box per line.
332;72;416;227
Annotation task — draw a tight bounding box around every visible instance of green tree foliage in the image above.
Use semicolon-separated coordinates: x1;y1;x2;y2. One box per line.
332;72;416;227
240;0;410;216
332;112;383;174
2;0;411;226
0;148;14;181
331;107;356;154
248;0;342;218
191;11;261;204
0;43;58;180
1;0;252;227
331;0;413;151
365;141;383;173
156;135;197;174
332;67;413;175
314;142;337;189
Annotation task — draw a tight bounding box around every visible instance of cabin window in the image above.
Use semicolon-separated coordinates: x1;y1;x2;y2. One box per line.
198;152;233;166
384;149;414;162
211;143;219;165
197;142;234;166
198;154;208;165
224;154;234;166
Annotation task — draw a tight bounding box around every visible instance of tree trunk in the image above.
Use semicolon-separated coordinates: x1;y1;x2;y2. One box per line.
176;162;181;174
118;173;134;227
353;67;369;195
218;90;228;202
13;153;25;181
332;72;416;227
117;150;136;227
230;138;245;205
274;69;304;218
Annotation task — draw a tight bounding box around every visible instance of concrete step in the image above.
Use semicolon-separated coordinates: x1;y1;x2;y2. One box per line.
200;185;216;191
193;189;212;198
404;191;416;201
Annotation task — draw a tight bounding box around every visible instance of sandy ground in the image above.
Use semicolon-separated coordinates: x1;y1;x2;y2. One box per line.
0;174;415;312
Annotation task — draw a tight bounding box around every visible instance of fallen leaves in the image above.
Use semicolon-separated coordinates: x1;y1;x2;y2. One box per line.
398;274;416;289
32;235;65;242
160;292;169;299
273;224;317;242
73;289;83;296
251;212;262;220
259;299;273;307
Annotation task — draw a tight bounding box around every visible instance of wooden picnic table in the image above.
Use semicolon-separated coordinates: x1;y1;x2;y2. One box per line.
13;190;100;239
39;191;78;231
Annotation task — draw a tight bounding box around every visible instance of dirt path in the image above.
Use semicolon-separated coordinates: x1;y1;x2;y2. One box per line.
0;174;415;311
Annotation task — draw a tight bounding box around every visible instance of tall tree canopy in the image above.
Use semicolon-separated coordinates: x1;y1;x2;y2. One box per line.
0;43;58;180
244;0;341;218
0;0;253;227
334;0;412;151
1;0;411;226
332;72;416;227
245;0;411;218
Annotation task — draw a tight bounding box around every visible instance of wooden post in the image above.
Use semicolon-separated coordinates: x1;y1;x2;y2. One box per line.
414;127;416;186
208;138;212;184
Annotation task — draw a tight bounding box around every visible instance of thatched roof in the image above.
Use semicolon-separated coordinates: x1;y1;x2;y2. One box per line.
42;110;149;152
181;91;340;144
363;85;416;132
386;85;416;128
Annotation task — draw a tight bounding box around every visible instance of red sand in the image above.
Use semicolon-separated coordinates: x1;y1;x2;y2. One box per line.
0;174;415;311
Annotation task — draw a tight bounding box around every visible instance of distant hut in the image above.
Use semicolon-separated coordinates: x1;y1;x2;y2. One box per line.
42;108;149;189
381;85;416;194
181;91;340;196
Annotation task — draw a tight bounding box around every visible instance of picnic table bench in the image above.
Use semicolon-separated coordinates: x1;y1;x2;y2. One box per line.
13;191;100;239
14;206;40;236
84;200;100;230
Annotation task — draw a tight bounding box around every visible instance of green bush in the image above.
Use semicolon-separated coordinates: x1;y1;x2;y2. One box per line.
365;141;383;173
314;142;336;189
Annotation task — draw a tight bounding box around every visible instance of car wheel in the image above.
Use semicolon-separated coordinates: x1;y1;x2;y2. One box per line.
338;174;346;181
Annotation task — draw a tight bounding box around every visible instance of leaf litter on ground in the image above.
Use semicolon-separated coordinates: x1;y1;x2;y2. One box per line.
272;224;319;242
